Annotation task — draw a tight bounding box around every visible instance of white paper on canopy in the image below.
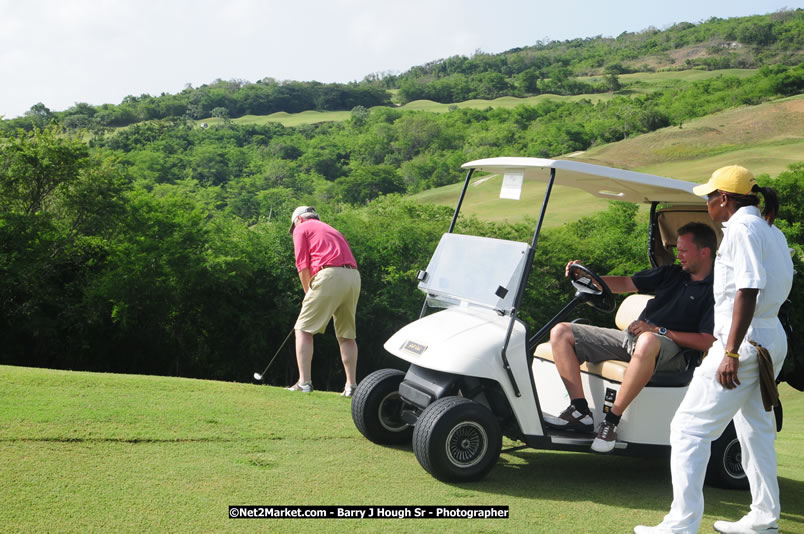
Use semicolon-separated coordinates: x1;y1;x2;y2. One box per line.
500;171;524;200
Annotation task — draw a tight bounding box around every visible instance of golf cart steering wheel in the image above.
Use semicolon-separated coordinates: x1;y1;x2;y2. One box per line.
568;263;616;313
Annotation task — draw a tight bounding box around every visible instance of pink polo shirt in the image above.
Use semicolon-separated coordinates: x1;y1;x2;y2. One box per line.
293;219;357;277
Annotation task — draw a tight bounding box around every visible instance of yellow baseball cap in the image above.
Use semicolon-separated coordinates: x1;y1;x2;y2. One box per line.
693;165;757;196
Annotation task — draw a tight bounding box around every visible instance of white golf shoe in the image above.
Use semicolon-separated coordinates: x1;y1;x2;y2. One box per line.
713;518;778;534
287;381;313;392
633;524;674;534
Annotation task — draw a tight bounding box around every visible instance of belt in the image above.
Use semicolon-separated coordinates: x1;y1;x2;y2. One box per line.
320;264;357;270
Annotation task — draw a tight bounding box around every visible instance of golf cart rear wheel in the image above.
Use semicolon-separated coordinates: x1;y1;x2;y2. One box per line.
705;422;749;490
351;369;413;445
412;396;501;482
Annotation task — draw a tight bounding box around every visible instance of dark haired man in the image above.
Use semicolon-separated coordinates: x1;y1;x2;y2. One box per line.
544;223;718;453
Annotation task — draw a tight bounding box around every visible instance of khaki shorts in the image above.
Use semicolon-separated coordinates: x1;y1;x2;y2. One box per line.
570;323;687;374
295;267;361;338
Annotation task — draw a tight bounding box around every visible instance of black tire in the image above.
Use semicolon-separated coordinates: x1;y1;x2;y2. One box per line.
351;369;413;445
412;396;501;482
706;422;749;490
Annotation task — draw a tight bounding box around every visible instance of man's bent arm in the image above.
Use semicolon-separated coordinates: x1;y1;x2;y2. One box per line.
665;330;716;353
630;322;716;352
298;268;312;294
602;275;638;294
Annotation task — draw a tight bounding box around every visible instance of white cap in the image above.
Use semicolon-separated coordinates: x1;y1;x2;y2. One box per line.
289;206;317;233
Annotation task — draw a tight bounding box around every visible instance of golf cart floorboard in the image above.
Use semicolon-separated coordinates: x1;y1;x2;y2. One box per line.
517;431;669;457
546;428;595;440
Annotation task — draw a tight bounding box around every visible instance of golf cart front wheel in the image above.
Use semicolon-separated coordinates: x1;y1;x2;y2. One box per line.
705;422;749;490
351;368;413;445
412;396;501;482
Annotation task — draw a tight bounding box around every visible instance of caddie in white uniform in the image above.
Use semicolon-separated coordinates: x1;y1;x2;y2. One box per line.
636;166;794;534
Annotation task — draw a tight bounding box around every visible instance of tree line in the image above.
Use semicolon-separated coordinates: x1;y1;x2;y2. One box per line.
78;64;803;211
2;79;391;131
383;9;803;102
2;10;801;132
1;122;802;389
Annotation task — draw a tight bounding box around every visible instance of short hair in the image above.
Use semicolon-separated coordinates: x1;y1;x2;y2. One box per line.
677;222;717;255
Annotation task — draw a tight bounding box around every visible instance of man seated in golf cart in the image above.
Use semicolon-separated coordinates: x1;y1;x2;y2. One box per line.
544;223;718;453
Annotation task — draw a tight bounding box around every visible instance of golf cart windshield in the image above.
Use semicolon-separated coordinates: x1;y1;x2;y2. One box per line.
418;233;530;313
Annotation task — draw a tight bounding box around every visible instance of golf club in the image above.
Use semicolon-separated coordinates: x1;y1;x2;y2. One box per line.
253;327;295;381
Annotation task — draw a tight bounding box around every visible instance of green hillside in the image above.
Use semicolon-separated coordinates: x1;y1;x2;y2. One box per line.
199;93;616;127
581;94;804;179
3;10;801;131
200;69;759;128
2;365;802;533
413;94;804;224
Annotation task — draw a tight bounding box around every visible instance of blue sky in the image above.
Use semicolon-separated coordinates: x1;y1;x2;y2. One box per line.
1;0;801;118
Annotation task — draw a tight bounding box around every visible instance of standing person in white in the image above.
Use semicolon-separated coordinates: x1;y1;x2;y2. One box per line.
635;166;794;534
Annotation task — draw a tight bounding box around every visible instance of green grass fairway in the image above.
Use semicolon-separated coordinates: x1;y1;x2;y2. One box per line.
413;173;614;226
401;93;614;113
1;365;802;533
197;69;761;128
202;110;353;128
199;93;615;128
620;68;758;83
580;69;759;92
631;139;804;183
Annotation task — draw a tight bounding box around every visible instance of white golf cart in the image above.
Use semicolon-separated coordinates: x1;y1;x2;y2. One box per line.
352;158;780;488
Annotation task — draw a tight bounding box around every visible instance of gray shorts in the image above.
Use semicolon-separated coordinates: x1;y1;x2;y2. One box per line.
570;323;688;374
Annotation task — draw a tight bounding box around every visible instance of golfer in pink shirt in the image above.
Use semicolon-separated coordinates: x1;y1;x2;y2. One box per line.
287;206;361;396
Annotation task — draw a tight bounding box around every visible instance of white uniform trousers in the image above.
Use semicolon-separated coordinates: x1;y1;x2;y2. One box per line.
660;328;786;533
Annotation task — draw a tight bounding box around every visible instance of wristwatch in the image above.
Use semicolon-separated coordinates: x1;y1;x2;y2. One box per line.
658;327;667;336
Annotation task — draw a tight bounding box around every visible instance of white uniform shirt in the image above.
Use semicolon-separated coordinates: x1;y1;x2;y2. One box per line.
713;206;793;355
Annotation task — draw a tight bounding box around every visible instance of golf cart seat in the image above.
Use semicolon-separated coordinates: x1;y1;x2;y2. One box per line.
533;294;702;387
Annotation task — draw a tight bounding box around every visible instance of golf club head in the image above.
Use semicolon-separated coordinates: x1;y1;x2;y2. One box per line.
252;327;294;384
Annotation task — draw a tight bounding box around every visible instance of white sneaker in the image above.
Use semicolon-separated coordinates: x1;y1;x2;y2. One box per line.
287;381;313;393
713;518;778;534
543;404;594;432
633;525;674;534
591;421;617;453
341;384;357;397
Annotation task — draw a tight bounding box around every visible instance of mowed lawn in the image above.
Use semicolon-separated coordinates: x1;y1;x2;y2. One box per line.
1;365;802;533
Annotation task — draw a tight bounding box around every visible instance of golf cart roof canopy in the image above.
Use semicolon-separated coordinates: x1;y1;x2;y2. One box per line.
461;157;705;205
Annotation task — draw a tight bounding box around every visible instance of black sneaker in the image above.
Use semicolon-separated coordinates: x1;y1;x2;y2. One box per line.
591;421;617;453
544;405;594;432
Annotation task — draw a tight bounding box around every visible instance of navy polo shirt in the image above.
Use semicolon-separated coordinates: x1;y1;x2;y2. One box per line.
631;264;714;335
